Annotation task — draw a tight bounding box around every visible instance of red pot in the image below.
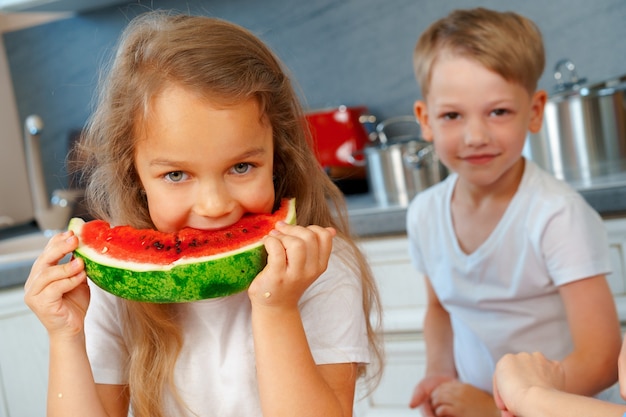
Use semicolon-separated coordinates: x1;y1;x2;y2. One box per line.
305;105;372;169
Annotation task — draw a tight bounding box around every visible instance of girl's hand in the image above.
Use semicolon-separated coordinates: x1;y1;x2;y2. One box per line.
24;230;90;338
248;222;336;309
493;352;565;416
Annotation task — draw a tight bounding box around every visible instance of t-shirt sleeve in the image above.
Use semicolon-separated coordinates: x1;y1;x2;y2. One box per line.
540;194;611;286
298;239;370;365
84;281;130;385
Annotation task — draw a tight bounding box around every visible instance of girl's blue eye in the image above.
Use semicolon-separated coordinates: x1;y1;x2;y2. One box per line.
165;171;186;182
233;163;252;174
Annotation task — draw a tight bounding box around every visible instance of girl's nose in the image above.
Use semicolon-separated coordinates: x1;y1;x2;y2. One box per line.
193;181;234;219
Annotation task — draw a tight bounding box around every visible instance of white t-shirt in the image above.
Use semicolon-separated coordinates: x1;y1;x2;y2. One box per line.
406;159;611;393
84;239;370;416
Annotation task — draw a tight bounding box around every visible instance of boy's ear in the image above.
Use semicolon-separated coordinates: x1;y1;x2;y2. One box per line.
528;90;548;134
414;100;433;142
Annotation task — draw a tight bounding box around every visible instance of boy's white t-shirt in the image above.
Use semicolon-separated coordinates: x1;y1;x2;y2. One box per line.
84;239;370;416
407;159;612;393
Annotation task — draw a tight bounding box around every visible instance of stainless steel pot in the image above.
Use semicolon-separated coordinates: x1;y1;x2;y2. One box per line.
354;116;447;206
526;59;626;184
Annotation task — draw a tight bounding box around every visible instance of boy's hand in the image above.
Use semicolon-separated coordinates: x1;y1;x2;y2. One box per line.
409;374;455;416
430;380;500;417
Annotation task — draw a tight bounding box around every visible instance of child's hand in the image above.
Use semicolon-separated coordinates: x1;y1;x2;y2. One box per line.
24;230;90;339
493;352;565;416
409;374;456;416
248;222;336;309
430;380;499;417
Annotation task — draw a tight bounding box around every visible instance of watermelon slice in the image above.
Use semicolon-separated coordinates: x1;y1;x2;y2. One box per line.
69;198;296;303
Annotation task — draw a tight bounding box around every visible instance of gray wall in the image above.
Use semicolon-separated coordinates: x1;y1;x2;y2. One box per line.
4;0;626;195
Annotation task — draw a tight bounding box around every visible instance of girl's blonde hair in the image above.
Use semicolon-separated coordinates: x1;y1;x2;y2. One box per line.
414;7;545;98
74;11;382;416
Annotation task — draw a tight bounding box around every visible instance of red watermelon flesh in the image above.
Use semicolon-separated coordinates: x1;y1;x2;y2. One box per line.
81;211;281;265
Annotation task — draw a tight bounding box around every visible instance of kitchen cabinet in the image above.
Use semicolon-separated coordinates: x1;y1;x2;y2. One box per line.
0;286;48;417
606;218;626;317
354;235;425;417
354;217;626;416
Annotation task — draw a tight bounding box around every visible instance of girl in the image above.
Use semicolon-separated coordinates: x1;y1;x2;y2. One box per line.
24;11;382;417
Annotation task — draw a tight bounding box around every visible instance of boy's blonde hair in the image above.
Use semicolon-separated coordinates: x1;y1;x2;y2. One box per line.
414;7;545;97
74;11;382;417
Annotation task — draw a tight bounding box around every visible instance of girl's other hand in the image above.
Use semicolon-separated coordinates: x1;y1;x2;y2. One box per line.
24;230;90;338
248;222;336;309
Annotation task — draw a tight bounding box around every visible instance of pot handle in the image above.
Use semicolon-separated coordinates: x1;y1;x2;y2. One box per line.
376;116;422;145
359;114;379;142
403;145;433;169
554;59;587;92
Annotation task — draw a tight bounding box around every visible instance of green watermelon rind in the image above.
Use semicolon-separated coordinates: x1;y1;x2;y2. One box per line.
69;198;296;303
73;246;267;302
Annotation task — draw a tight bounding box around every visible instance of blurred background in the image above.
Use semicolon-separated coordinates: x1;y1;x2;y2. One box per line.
1;0;625;194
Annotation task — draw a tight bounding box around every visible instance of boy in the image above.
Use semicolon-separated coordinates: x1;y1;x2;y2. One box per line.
406;8;622;417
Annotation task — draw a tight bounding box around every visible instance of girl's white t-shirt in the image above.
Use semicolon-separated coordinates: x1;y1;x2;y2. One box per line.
407;159;612;393
84;239;370;416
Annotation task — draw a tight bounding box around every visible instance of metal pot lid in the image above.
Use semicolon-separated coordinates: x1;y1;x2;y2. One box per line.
550;59;626;100
373;115;424;145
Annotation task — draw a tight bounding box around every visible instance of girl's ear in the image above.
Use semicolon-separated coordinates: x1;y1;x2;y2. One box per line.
528;89;548;134
414;100;433;142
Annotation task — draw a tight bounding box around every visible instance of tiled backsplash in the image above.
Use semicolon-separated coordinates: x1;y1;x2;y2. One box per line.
3;0;626;197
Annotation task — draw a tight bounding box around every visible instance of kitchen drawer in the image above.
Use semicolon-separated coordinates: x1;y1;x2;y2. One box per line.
358;235;425;333
355;333;425;417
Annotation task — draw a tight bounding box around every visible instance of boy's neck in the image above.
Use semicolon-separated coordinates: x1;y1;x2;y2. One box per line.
450;158;526;254
453;158;525;208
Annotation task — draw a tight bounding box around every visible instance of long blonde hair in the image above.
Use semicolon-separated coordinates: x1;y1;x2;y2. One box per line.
414;7;545;98
74;11;382;416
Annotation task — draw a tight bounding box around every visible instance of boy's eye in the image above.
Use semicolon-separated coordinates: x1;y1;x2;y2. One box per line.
165;171;187;182
232;163;252;175
491;108;509;116
442;112;460;120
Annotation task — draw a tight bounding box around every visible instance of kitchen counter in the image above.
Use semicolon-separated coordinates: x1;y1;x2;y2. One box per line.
346;176;626;237
345;193;408;237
